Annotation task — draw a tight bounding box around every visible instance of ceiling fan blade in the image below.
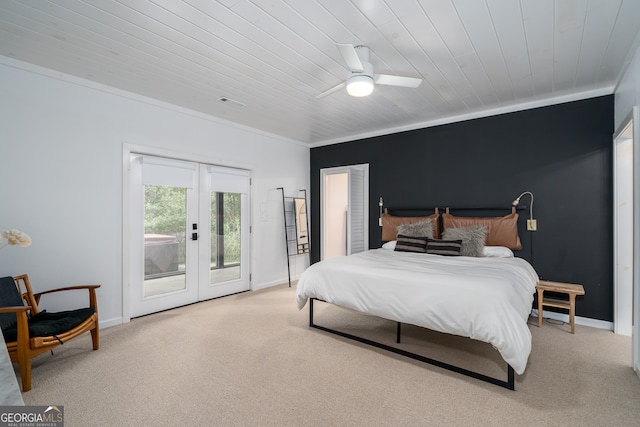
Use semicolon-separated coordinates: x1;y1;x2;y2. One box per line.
336;43;364;72
375;74;422;88
316;81;346;98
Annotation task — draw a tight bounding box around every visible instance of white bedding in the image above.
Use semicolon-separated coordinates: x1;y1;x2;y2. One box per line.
296;249;539;374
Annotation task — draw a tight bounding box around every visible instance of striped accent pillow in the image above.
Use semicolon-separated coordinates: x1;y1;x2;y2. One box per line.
426;238;463;256
394;234;429;253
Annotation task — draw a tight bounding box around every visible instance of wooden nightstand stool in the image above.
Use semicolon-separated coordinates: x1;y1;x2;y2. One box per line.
536;280;585;334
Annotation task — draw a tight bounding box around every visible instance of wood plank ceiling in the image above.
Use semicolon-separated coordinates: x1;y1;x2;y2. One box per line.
1;0;639;146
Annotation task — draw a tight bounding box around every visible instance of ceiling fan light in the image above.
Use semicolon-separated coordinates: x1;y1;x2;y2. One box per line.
346;75;374;97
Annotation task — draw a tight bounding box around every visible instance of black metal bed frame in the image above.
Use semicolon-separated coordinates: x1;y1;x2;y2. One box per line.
304;204;535;391
309;298;516;390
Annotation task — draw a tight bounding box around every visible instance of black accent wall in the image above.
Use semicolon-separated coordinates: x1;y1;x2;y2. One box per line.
310;95;614;322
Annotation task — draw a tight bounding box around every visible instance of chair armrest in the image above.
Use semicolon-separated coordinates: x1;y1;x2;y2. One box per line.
34;285;100;297
0;306;30;313
33;285;100;309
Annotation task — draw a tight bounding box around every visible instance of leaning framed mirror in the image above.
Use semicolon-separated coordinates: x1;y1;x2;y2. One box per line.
293;197;309;254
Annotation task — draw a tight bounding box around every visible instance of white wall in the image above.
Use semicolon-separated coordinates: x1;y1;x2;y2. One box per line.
0;57;309;328
615;42;640;377
613;135;633;336
615;43;640;129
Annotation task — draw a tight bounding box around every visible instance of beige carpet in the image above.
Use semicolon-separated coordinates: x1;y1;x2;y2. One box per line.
18;283;640;426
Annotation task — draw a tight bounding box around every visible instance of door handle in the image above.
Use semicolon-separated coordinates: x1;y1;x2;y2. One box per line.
191;232;198;241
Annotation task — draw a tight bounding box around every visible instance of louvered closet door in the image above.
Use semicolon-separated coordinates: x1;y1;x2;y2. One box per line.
347;168;366;255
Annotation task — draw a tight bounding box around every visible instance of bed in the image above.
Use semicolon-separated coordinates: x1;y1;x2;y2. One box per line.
296;206;539;389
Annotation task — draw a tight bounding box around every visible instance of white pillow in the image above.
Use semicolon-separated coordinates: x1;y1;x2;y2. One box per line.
482;246;514;258
382;240;397;250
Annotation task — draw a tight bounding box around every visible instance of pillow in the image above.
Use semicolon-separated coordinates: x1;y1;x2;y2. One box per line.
381;211;440;241
426;238;462;256
482;246;514;258
441;212;522;250
394;234;428;253
382;240;396;250
397;219;434;239
441;225;487;257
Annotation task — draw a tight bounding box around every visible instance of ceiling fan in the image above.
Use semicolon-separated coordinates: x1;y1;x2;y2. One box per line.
317;43;423;99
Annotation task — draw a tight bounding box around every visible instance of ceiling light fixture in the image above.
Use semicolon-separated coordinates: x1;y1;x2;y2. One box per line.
317;44;422;99
346;75;374;97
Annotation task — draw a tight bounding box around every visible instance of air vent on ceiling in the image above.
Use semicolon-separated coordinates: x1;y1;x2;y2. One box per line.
218;97;246;108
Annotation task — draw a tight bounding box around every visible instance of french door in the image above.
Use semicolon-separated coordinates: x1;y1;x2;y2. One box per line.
129;155;250;317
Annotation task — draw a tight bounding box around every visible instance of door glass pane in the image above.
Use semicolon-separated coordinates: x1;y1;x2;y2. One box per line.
143;185;187;297
210;191;241;284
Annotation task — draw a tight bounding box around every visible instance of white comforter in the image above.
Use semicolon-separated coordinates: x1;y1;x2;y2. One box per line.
296;249;539;374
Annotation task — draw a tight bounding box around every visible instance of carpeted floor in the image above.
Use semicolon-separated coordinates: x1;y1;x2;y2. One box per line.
17;283;640;426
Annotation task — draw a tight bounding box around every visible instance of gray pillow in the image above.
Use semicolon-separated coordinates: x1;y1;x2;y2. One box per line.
442;225;487;257
397;220;434;239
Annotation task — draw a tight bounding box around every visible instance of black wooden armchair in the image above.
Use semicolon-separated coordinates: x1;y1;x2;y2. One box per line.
0;274;100;391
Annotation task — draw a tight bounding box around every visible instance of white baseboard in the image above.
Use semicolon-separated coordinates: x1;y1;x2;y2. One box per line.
531;309;614;331
100;317;123;329
105;280;293;328
251;277;294;291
